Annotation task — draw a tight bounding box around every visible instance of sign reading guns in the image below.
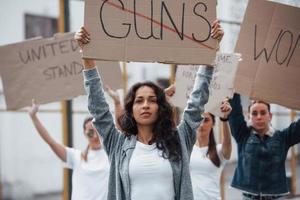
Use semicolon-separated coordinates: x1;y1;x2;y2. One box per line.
0;33;122;110
234;0;300;110
83;0;217;65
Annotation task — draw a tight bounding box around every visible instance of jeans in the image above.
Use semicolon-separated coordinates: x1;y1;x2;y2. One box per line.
242;193;285;200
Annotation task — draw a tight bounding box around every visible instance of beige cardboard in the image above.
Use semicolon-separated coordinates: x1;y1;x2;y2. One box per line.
83;0;217;65
171;65;199;109
234;0;300;110
172;53;240;115
0;33;123;110
205;53;241;117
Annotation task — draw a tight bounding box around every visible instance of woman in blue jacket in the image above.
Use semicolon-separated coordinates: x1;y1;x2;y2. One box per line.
229;93;300;200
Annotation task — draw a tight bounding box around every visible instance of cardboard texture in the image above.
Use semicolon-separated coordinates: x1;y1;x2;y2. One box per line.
0;33;123;110
172;53;240;116
83;0;217;65
234;0;300;110
171;65;199;109
205;53;241;117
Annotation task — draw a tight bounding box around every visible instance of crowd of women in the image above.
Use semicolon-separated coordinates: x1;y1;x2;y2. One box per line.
28;18;300;200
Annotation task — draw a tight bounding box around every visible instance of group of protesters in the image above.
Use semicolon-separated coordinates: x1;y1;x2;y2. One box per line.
28;18;300;200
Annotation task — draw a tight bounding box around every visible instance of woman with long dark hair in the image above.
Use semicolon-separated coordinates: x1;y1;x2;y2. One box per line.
164;85;232;200
75;20;223;200
190;104;232;200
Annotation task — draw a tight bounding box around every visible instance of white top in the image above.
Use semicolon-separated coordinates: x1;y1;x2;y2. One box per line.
129;141;175;200
65;147;110;200
190;144;227;200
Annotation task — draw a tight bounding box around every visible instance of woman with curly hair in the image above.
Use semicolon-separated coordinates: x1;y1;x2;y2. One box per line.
75;19;223;200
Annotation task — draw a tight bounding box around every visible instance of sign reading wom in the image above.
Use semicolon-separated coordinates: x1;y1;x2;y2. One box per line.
234;0;300;110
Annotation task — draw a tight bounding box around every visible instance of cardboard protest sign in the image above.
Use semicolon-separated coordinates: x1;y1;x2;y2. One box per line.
0;33;123;110
83;0;217;65
205;53;241;117
171;65;199;109
172;53;240;116
234;0;300;110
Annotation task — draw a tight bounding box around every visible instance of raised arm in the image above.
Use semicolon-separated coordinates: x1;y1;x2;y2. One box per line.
228;93;250;143
176;19;223;151
75;27;122;157
220;99;232;160
105;85;124;130
28;99;66;162
282;118;300;148
177;66;213;151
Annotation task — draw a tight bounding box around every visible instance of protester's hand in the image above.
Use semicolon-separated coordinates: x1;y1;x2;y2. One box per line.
211;20;224;42
220;98;232;119
28;99;39;117
164;84;175;103
74;26;95;68
74;26;91;49
105;85;121;105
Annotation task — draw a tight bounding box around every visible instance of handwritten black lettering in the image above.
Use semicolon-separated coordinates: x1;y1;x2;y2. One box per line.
18;38;77;65
254;24;282;62
45;42;58;56
134;0;160;40
287;33;300;66
254;24;299;67
19;51;31;64
210;79;220;90
192;2;211;42
160;1;185;40
182;70;196;80
275;30;293;65
43;61;83;81
217;54;231;64
70;39;80;52
99;1;211;44
31;46;45;62
100;0;131;38
58;40;70;54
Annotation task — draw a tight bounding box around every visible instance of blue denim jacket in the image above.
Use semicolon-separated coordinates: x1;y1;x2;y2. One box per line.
83;67;213;200
229;93;300;195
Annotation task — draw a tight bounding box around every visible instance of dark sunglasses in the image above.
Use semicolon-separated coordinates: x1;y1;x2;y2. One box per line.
86;129;95;138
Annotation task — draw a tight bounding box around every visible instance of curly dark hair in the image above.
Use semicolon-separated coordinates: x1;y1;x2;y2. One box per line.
118;81;182;162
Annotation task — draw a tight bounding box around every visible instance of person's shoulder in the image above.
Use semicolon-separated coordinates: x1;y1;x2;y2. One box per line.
70;148;82;156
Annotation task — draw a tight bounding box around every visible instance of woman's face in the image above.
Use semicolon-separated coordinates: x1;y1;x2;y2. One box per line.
249;102;272;134
84;121;100;147
132;86;159;128
198;112;214;136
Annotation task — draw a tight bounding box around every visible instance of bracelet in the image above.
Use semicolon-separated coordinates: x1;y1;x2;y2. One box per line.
219;117;229;122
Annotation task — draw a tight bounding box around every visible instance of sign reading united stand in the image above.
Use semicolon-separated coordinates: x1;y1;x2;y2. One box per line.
83;0;217;65
0;33;123;110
